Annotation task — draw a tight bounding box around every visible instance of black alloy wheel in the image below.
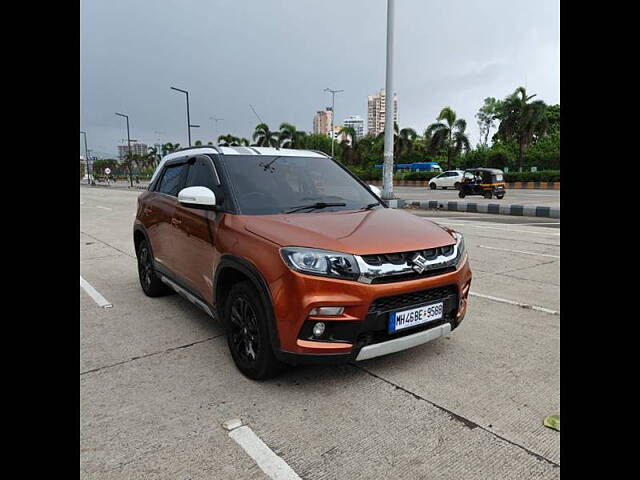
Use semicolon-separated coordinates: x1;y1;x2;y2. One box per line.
224;281;284;380
137;240;170;297
229;296;261;365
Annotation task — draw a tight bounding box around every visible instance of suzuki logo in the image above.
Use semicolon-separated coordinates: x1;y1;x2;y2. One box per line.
411;253;429;273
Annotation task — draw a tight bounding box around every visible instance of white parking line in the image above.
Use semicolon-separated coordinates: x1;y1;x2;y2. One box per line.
470;291;559;315
80;276;113;308
95;206;112;211
477;245;560;259
224;420;301;480
470;225;560;236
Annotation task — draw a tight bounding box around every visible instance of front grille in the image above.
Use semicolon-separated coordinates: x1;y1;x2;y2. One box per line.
370;266;456;284
368;284;457;314
362;245;455;266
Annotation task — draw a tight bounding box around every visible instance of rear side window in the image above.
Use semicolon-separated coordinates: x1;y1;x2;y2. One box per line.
157;164;188;196
185;157;219;190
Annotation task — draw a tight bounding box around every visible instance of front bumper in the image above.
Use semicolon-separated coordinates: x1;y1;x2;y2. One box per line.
272;255;472;365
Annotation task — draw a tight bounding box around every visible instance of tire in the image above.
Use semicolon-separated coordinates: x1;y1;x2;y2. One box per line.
484;191;493;199
429;183;437;190
136;239;171;297
496;193;505;200
224;281;284;380
454;182;461;190
458;190;465;198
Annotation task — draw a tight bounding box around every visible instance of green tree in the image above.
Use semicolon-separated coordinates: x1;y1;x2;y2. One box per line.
278;123;299;148
161;142;181;156
495;87;548;171
338;126;359;165
397;127;418;158
425;107;471;170
475;97;501;147
304;133;338;156
252;123;279;147
147;146;161;168
218;134;240;146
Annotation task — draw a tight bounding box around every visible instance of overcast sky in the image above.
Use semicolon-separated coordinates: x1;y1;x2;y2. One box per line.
80;0;559;158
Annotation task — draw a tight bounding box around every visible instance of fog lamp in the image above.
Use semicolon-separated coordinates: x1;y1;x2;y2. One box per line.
309;306;344;316
312;322;326;337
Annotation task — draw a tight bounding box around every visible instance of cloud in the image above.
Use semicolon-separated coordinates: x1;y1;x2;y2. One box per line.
80;0;559;155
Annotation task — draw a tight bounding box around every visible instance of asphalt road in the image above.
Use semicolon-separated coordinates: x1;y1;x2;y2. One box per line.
394;186;560;207
80;186;560;479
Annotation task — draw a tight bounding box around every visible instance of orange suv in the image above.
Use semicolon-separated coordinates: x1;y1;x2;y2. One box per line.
133;146;472;379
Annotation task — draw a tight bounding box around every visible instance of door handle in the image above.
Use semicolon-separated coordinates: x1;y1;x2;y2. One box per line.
171;218;182;227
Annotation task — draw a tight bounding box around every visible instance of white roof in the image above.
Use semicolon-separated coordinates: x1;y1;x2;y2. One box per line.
150;146;328;183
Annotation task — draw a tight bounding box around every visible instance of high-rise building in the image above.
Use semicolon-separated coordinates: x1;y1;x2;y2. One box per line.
117;142;148;162
367;89;398;137
313;107;333;137
343;115;365;140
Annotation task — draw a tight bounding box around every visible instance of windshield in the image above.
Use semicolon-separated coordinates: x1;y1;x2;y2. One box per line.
222;155;381;215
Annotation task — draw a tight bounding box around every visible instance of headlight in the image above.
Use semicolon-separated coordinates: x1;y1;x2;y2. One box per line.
280;247;360;280
452;231;466;265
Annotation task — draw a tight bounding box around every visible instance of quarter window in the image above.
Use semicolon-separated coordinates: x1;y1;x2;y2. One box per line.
185;157;219;190
157;164;188;196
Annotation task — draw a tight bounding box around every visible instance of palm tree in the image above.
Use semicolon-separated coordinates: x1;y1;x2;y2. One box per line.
252;123;279;147
425;107;471;170
278;123;298;148
239;138;251;146
338;126;359;165
218;134;241;146
375;122;417;160
161;142;180;156
397;127;418;157
475;97;501;147
495;87;548;171
147;146;160;168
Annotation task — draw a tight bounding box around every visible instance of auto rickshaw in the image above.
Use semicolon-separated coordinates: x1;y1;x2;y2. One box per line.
458;168;506;199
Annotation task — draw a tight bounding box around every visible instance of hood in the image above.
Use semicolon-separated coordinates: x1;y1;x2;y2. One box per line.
244;208;455;255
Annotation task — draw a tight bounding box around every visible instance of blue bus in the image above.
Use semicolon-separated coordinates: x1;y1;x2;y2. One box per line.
374;162;442;172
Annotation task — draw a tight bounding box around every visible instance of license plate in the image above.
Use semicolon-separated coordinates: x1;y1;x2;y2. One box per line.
389;302;444;333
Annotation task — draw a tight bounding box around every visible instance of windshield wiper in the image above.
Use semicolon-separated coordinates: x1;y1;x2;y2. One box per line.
360;201;381;210
284;202;346;214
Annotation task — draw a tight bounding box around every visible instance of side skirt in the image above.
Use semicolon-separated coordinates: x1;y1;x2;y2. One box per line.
158;274;217;320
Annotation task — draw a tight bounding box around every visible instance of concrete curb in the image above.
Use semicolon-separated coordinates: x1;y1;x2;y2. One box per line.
81;183;148;191
404;200;560;218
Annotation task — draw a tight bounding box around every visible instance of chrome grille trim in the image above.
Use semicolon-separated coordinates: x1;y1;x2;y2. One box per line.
354;237;463;284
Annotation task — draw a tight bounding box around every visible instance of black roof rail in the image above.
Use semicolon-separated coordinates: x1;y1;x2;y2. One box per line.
309;149;330;158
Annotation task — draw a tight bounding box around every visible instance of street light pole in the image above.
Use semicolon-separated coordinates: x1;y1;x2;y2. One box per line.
115;112;133;187
324;88;344;158
171;86;197;146
80;130;91;184
382;0;395;201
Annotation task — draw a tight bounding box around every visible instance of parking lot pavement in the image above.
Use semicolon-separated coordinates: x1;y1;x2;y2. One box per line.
80;186;560;479
394;186;560;207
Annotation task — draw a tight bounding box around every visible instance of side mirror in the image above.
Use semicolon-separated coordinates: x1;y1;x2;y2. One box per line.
368;184;382;197
178;186;217;210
